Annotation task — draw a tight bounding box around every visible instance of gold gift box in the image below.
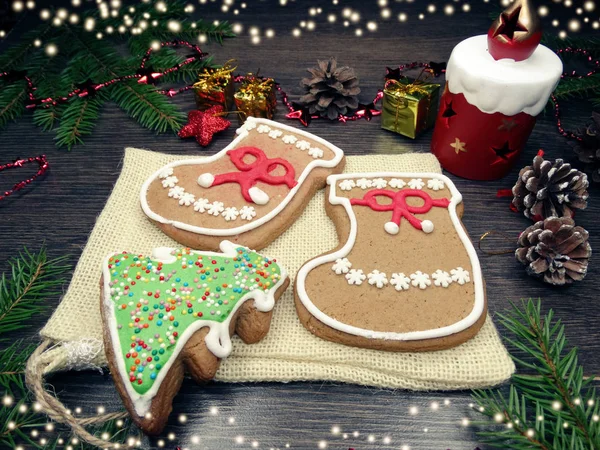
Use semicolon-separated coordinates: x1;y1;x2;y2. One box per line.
193;64;235;111
381;77;440;139
234;76;277;124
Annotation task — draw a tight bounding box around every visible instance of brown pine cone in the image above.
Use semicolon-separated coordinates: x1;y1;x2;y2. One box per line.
299;57;360;120
515;217;592;285
570;112;600;183
512;153;589;221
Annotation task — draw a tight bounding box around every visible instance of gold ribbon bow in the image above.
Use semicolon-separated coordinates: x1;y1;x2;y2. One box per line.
193;60;237;92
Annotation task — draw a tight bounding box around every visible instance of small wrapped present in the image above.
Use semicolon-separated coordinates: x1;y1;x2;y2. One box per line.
381;76;440;139
192;62;236;111
234;75;277;123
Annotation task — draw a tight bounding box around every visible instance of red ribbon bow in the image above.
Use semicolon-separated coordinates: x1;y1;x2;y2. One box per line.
350;188;450;234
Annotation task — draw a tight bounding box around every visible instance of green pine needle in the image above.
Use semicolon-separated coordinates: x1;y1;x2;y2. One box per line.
54;94;106;150
471;299;600;450
0;246;69;337
110;81;185;133
0;81;28;128
0;341;36;395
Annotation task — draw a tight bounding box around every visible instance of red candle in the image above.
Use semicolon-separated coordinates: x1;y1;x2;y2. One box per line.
431;0;562;180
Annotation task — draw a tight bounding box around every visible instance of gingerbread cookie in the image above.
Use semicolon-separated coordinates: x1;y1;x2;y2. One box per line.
294;173;487;352
141;117;345;251
100;241;289;434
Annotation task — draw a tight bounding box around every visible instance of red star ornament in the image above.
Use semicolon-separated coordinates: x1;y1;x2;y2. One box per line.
178;105;231;147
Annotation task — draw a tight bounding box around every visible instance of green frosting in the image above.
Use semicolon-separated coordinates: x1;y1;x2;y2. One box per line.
105;246;282;395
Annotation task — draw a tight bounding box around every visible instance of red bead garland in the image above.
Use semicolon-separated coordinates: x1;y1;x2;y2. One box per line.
0;155;49;201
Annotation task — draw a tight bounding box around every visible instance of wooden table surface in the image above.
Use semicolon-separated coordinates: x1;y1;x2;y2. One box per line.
1;1;598;449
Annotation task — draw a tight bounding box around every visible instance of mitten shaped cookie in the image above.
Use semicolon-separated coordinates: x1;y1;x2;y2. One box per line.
141;117;345;251
100;241;289;434
295;173;487;352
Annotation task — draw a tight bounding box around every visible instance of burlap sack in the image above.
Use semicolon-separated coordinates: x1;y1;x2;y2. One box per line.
36;148;514;389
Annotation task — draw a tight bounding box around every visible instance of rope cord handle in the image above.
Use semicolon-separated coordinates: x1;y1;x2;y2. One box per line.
25;340;128;449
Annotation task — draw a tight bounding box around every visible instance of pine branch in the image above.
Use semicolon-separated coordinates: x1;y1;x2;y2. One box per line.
471;299;600;449
0;81;28;128
54;94;106;149
554;74;600;101
32;75;65;131
0;341;35;395
110;81;184;133
0;246;69;337
0;399;48;449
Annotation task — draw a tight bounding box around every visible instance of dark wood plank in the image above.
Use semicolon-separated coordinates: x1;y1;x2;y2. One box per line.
1;1;598;448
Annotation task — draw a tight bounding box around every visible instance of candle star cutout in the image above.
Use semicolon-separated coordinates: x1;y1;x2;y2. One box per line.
498;118;517;131
494;6;527;40
491;141;517;161
450;138;467;154
178;105;231;147
442;101;457;126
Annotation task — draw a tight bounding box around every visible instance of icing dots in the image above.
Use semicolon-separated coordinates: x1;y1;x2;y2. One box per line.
256;124;271;134
178;192;195;206
335;259;470;291
161;176;178;188
339;180;356;191
268;129;283;139
105;246;283;396
389;179;406;189
344;178;443;191
207;201;225;216
308;148;324;159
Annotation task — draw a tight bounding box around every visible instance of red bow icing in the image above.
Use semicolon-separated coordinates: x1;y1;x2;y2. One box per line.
197;146;298;205
350;188;451;235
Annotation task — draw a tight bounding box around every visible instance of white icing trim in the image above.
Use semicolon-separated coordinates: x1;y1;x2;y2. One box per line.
446;35;563;116
102;240;288;417
296;172;485;342
248;186;269;205
140;117;344;237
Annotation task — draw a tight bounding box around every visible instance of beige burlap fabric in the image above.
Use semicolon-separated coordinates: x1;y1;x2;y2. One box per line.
38;148;514;389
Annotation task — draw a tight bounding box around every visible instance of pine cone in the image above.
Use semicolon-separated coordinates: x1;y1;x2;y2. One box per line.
515;217;591;285
570;112;600;183
511;153;589;221
299;58;360;120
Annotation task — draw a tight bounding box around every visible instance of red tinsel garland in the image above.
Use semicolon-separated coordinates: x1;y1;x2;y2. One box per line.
0;155;49;201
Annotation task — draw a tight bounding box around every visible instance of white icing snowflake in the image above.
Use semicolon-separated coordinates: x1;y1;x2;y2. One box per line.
367;270;388;288
331;258;352;274
178;192;196;206
268;129;283;139
239;205;257;221
193;198;210;213
158;167;173;179
257;124;271;134
427;179;445;191
431;269;452;288
308;147;324;159
389;178;406;189
356;178;373;189
161;176;178;188
410;271;431;289
168;186;185;199
338;179;356;191
207;201;225;216
242;120;257;131
345;269;366;286
222;207;239;221
407;178;425;190
282;135;298;144
450;267;471;285
390;273;411;291
371;178;388;189
296;140;311;150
